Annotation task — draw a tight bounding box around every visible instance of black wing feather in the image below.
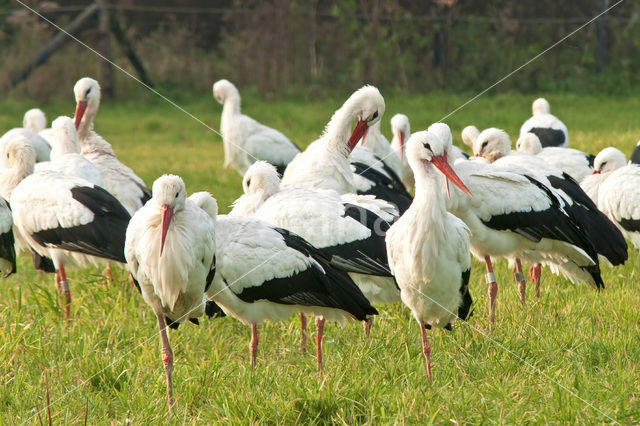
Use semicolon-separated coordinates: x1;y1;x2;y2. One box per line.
230;227;378;321
527;128;566;147
351;161;412;214
546;173;628;266
31;186;131;263
0;229;16;277
630;144;640;165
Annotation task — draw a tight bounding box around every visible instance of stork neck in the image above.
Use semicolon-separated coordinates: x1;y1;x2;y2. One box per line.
324;106;358;158
77;106;97;142
412;163;447;216
51;135;79;160
222;94;241;116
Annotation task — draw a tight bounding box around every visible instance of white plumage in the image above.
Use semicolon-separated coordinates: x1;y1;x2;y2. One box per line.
196;194;377;370
34;116;103;186
597;164;640;250
73;77;151;214
386;130;472;384
515;132;593;182
231;161;400;305
390;113;414;190
580;147;627;203
213;79;300;176
282;85;385;194
0;128;51;168
125;175;216;410
519;97;569;147
23;108;47;133
357;120;403;179
433;124;604;321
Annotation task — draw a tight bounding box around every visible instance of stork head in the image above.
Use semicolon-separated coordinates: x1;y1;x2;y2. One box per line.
242;161;281;197
23;108;47;133
390;114;410;160
73;77;101;130
5;136;36;174
473;128;511;163
152;175;188;256
339;85;385;151
515;132;543;154
189;191;219;219
461;125;480;149
51;116;80;159
532;97;550;115
406;131;472;197
592;147;626;175
212;79;240;105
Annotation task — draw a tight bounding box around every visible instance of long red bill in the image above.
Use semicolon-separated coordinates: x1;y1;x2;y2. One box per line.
160;204;174;256
397;132;404;161
431;153;472;198
74;100;88;129
348;119;369;151
592;170;601;175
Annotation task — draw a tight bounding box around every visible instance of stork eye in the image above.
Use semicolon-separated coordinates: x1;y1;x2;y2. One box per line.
371;111;378;120
600;161;607;168
175;192;179;198
423;142;431;151
481;141;488;149
246;178;251;188
85;87;92;98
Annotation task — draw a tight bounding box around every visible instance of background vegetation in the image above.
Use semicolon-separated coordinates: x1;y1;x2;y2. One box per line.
1;0;640;100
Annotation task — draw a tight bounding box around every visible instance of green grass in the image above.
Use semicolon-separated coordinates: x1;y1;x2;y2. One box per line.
1;91;639;424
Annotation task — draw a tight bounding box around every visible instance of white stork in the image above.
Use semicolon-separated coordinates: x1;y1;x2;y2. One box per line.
191;191;378;371
461;125;480;150
596;161;640;251
386;130;473;384
390;113;414;191
0;197;16;278
7;138;130;320
231;161;399;335
73;77;151;215
0;128;51;168
213;79;301;176
515;132;593;182
472;128;627;288
34;116;103;186
357;120;403;179
580;147;627;203
23;108;47;133
125;175;216;410
519;97;569;147
430;124;604;322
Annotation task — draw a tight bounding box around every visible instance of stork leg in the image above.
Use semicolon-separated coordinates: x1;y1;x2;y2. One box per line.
529;264;542;298
514;258;527;306
58;264;71;321
315;316;325;373
249;323;258;368
300;313;307;352
484;256;498;323
363;316;373;337
104;265;114;289
156;312;174;410
419;322;432;385
54;272;61;292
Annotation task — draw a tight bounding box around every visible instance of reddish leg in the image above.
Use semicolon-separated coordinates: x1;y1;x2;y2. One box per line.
58;264;71;321
484;256;498;323
315;316;325;373
514;258;527;306
420;322;432;385
104;265;114;289
529;264;542;298
250;324;258;368
156;312;174;410
363;316;373;337
300;313;307;352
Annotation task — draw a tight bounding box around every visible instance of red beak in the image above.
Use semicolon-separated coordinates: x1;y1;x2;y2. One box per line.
397;132;404;161
474;153;483;157
431;153;472;198
592;170;601;175
160;204;174;256
74;100;88;129
348;119;369;151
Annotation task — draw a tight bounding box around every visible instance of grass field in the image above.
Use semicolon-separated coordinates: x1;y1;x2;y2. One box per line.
1;89;639;424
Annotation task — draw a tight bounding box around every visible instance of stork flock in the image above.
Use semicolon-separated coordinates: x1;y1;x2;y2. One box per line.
2;77;639;411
